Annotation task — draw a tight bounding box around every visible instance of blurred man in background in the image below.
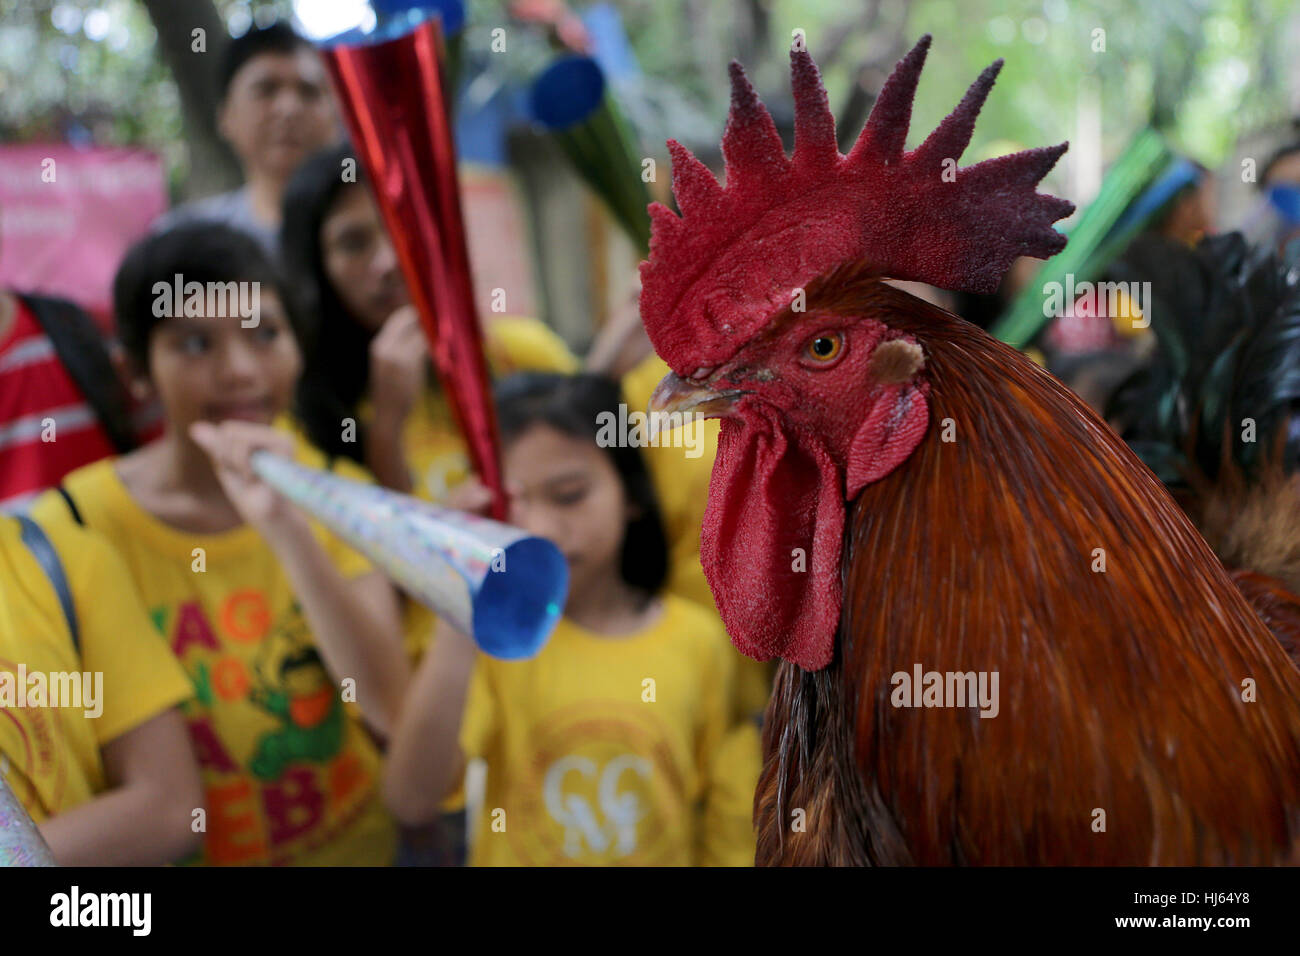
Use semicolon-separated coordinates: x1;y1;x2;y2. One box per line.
155;22;337;252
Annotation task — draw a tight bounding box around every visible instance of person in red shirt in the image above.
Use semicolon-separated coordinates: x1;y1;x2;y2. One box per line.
0;288;139;511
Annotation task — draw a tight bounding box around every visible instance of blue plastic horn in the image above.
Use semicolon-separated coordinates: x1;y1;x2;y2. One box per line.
528;55;651;250
325;0;465;46
530;55;606;129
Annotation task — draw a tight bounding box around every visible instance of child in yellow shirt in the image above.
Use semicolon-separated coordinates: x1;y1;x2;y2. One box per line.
620;352;774;724
31;224;407;866
593;298;773;723
383;373;760;865
0;514;201;864
281;143;578;504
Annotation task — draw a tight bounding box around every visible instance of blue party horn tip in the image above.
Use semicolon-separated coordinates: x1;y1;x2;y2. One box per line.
531;56;606;129
323;0;464;47
371;0;465;32
472;535;568;660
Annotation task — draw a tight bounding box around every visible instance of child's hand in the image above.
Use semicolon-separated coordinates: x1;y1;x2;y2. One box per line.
443;475;495;515
431;616;480;659
584;274;648;377
369;306;428;426
442;475;520;517
189;421;307;537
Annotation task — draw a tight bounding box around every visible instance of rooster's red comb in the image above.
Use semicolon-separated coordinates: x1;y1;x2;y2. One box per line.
639;35;1074;371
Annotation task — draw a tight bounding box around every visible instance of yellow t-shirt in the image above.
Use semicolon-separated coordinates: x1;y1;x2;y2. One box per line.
29;442;398;867
621;353;774;723
460;594;758;866
0;517;192;823
620;353;718;610
699;720;763;867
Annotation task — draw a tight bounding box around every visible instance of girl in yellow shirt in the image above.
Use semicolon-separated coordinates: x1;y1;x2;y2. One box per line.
383;373;760;865
32;224;407;866
281;144;578;504
592;292;774;724
0;516;201;865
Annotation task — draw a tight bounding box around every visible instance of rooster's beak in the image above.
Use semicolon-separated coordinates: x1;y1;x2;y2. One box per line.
648;372;746;430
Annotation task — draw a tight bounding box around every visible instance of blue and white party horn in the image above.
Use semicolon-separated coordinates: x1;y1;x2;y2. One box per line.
250;451;566;659
0;773;56;867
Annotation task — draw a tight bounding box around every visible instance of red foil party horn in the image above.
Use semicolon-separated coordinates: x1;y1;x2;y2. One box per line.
321;9;507;519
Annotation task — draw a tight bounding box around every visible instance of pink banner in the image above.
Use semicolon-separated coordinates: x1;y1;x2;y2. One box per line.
0;145;167;329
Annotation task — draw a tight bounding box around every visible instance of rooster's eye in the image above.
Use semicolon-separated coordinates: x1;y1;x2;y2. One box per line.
804;332;844;365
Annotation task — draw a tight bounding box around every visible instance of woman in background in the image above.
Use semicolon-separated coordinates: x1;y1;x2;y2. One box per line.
281;143;579;504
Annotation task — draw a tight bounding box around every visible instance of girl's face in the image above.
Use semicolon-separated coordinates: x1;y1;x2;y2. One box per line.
320;185;409;332
144;289;301;434
502;424;634;606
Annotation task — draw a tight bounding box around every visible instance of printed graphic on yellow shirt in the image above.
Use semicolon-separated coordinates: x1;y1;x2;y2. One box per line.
501;700;686;866
28;450;393;865
0;663;65;815
463;597;756;866
158;592;374;865
246;611;343;780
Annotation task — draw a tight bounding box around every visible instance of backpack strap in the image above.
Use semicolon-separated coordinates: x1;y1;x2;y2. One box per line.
18;293;138;455
15;515;80;656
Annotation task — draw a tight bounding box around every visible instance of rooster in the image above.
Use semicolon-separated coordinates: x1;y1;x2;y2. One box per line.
642;36;1300;865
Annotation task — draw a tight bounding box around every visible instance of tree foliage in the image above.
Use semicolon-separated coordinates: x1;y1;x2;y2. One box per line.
0;0;1295;195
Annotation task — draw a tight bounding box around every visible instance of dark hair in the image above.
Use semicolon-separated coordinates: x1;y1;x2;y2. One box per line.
280;142;376;461
1261;141;1300;189
218;22;312;101
112;222;301;373
494;372;670;597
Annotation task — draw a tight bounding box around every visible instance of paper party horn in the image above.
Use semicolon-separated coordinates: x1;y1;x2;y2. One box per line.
321;9;507;519
530;55;652;252
251;451;566;659
0;773;56;867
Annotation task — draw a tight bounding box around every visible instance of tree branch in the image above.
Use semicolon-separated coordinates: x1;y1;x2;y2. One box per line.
138;0;242;198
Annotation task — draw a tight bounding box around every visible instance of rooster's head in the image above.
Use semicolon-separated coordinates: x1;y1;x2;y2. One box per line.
641;36;1073;670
